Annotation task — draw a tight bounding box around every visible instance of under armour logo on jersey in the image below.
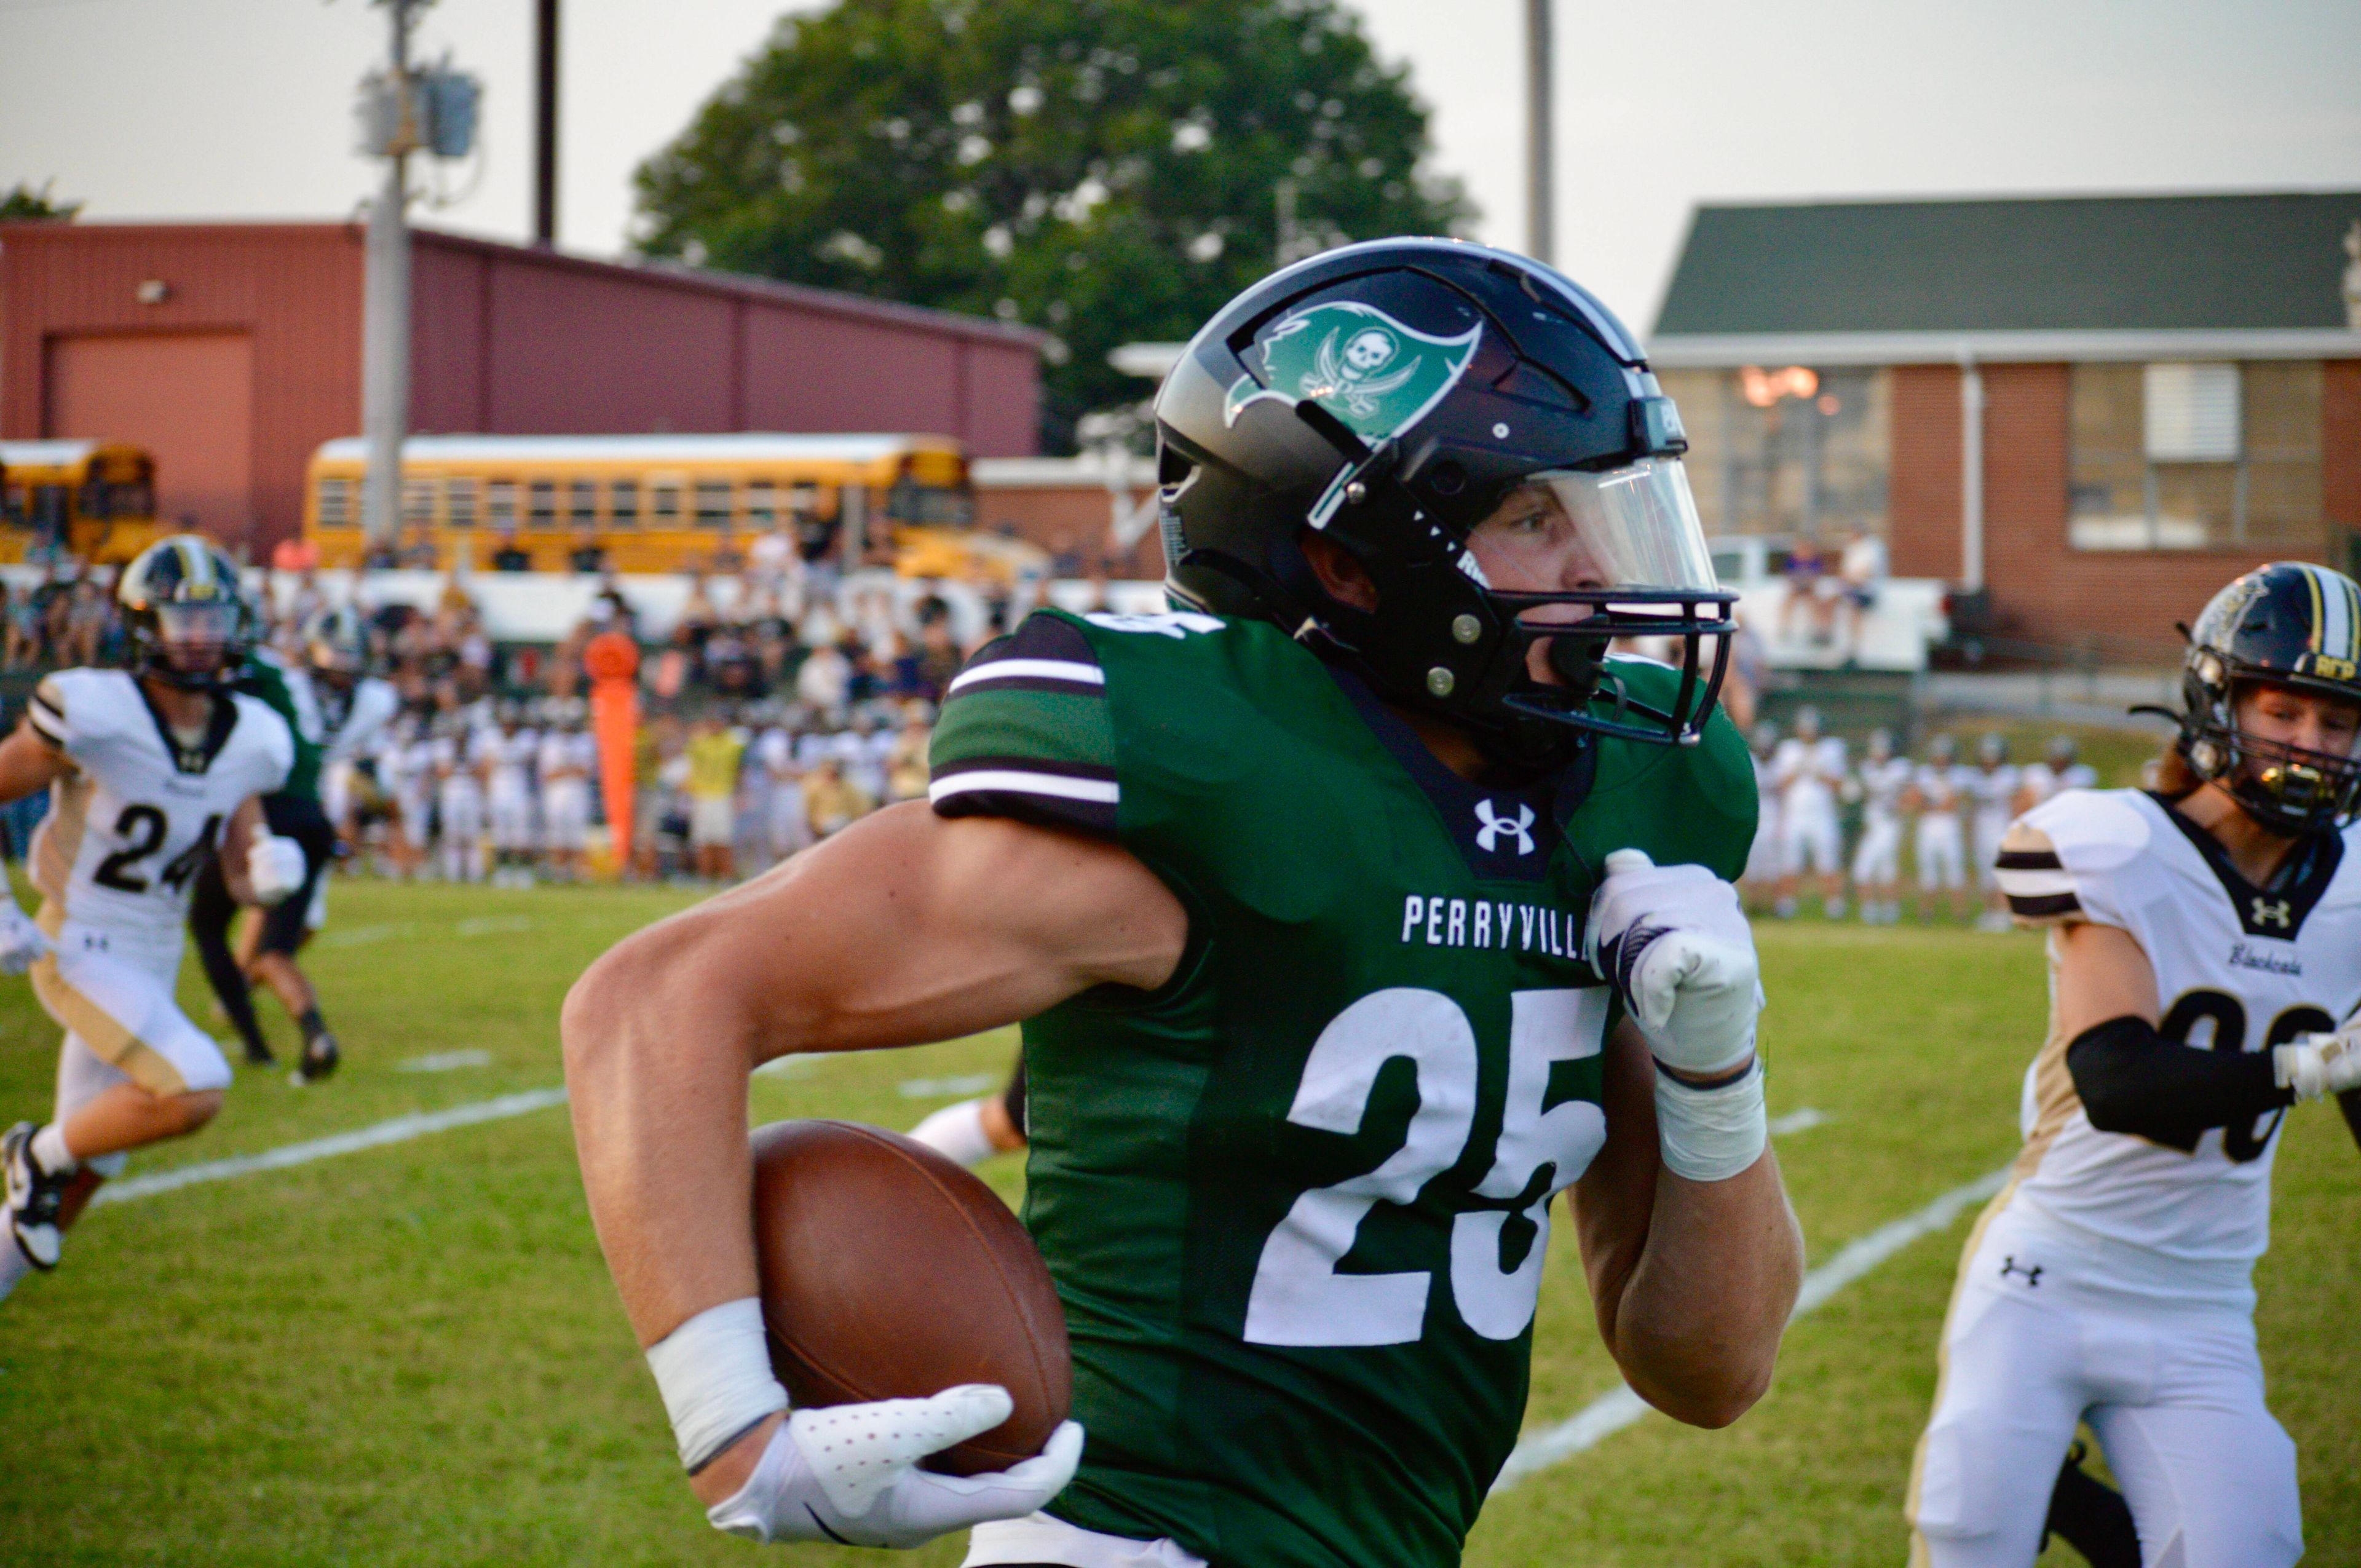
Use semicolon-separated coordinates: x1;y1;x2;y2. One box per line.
1474;799;1536;856
1998;1254;2043;1288
2252;897;2293;929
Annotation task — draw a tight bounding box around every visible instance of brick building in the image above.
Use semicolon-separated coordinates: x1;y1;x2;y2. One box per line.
0;221;1043;554
972;453;1161;580
1649;192;2361;659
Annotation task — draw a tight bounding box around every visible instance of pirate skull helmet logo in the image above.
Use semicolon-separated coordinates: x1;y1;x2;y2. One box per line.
1223;301;1484;443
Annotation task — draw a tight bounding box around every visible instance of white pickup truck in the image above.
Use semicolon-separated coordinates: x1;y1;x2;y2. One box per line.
1708;535;1949;673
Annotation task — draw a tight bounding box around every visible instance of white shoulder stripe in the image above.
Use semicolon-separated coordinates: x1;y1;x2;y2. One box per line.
947;659;1105;695
1993;867;2077;899
928;770;1120;805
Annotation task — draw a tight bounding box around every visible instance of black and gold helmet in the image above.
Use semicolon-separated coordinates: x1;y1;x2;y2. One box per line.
2178;562;2361;835
116;534;254;690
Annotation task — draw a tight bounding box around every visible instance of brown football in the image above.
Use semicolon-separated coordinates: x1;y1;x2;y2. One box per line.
748;1118;1070;1476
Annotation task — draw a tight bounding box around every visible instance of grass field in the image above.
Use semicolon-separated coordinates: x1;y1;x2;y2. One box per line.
0;878;2352;1566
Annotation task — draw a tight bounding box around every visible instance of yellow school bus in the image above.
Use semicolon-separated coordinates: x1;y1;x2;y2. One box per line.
301;432;1029;580
0;441;167;564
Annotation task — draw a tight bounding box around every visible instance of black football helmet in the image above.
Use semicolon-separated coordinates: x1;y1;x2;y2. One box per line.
116;534;255;690
2175;562;2361;836
301;603;370;685
1153;238;1733;763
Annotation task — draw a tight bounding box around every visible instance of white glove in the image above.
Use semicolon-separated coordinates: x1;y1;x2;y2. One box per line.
1584;849;1763;1075
2277;1029;2361;1102
706;1384;1084;1550
0;900;51;976
245;834;308;906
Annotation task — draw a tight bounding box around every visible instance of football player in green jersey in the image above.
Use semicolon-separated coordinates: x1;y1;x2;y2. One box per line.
564;241;1804;1566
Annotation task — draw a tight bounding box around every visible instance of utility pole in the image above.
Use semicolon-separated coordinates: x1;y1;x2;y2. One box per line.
534;0;558;247
1525;0;1554;266
360;0;421;553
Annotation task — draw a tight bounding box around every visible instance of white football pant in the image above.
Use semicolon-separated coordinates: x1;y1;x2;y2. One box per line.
1973;810;2012;890
1852;815;1902;887
438;780;486;882
541;779;590;853
1916;815;1968;891
1909;1203;2300;1568
1744;805;1782;884
488;785;537;853
1780;806;1841;877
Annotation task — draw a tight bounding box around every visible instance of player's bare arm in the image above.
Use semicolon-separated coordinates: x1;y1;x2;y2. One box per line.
563;801;1185;1503
0;716;73;801
1570;1018;1799;1426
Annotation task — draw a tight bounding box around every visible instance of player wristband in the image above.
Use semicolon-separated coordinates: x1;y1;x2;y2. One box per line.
1653;1056;1767;1182
645;1297;790;1473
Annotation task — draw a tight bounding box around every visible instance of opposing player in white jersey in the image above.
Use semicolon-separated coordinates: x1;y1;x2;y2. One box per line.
1967;732;2022;930
0;538;303;1299
1908;734;1972;921
1846;728;1913;923
1909;563;2361;1568
537;703;596;881
1771;705;1848;918
753;717;811;868
484;703;540;884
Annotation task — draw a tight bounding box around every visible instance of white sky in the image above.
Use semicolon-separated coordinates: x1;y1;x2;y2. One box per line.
2;0;2357;333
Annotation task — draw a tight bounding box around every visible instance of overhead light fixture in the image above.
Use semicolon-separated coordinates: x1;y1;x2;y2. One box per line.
135;279;171;304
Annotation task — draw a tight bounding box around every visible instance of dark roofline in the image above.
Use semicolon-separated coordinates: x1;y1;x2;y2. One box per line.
1652;189;2361;338
0;218;1047;352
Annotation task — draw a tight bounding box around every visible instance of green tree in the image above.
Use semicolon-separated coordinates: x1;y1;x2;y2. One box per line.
633;0;1468;449
0;181;81;221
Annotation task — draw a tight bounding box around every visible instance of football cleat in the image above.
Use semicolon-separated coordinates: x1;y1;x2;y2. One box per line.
291;1032;341;1086
3;1122;69;1270
239;1037;278;1069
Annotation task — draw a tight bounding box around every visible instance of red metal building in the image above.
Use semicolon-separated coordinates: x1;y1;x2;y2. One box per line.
0;221;1042;552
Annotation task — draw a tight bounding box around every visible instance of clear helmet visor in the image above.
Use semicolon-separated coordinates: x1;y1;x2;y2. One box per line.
1471;459;1718;598
155;600;242;671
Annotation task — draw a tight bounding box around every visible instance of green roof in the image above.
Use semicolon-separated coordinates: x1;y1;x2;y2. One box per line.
1653;192;2361;337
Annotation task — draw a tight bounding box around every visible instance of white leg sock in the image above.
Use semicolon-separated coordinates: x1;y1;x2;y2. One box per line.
907;1098;997;1168
28;1123;75;1174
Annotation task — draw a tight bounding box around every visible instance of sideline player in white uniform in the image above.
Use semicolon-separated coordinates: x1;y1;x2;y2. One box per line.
1968;732;2022;930
2017;734;2100;810
754;715;811;869
1910;734;1972;922
1771;705;1847;919
433;715;488;884
1909;563;2361;1568
1741;721;1782;908
0;538;304;1299
537;703;596;881
485;703;541;885
1846;727;1913;924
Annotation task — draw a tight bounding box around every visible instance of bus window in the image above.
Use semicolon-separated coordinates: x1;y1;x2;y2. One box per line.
611;478;641;527
109;479;154;519
32;486;68;538
316;478;355;528
402;478;438;530
528;480;557;527
694;478;733;529
651;480;682;525
78;477;113;520
446;477;478;528
487;480;518;528
747;481;779;528
568;478;597;528
2;483;23;526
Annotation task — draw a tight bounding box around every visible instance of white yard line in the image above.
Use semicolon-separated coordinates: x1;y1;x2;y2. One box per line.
89;1088;571;1206
398;1049;494;1073
899;1073;1001;1099
1767;1107;1832;1136
1490;1164;2009;1493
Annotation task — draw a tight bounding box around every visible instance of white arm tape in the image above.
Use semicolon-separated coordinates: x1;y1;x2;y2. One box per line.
1653;1059;1768;1183
644;1297;790;1473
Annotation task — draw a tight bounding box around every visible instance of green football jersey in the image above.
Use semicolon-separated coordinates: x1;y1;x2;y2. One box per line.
929;608;1754;1568
233;649;322;802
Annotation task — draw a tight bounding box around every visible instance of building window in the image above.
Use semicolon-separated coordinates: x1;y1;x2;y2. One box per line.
446;477;478;528
486;480;518;528
316;478;354;528
2070;362;2322;551
694;478;734;529
1656;366;1890;543
611;478;640;527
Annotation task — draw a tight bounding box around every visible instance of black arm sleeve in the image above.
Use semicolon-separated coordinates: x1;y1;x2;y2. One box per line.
2340;1088;2361;1154
2065;1014;2293;1146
